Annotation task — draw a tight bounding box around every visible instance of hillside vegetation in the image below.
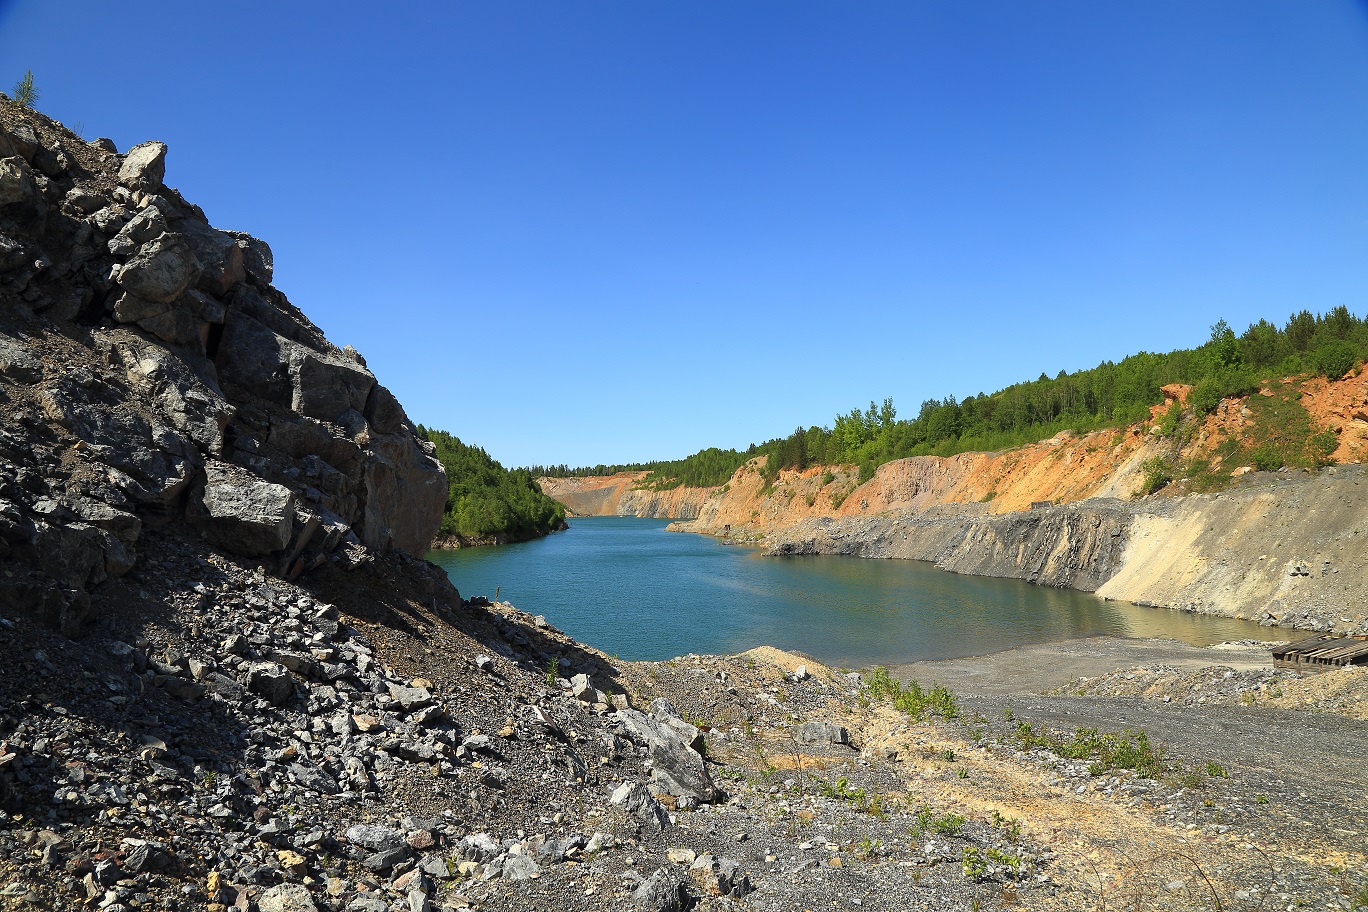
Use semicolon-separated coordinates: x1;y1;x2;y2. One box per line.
422;428;566;546
536;307;1367;488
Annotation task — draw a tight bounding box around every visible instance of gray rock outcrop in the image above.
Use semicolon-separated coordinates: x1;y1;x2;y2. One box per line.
0;100;445;634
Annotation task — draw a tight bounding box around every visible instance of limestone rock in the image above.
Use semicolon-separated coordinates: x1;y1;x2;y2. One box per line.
116;235;202;304
632;868;685;912
258;883;318;912
0;155;36;209
189;462;295;555
795;722;850;746
118;141;167;191
246;663;295;706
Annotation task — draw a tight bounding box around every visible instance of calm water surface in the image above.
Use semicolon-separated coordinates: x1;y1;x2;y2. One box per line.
427;517;1266;666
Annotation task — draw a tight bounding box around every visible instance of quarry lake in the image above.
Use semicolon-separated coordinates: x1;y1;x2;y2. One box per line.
427;516;1267;666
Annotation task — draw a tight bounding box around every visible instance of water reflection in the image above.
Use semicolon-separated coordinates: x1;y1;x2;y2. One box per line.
427;517;1266;666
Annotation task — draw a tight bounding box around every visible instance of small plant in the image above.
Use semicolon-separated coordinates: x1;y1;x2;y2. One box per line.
962;846;987;880
12;69;39;109
862;667;960;721
989;810;1022;842
956;767;969;779
911;807;965;837
1256;794;1269;804
854;835;881;859
1204;761;1228;778
1002;707;1014;722
942;749;956;762
202;770;218;789
1135;457;1174;496
545;657;559;686
986;846;1023;874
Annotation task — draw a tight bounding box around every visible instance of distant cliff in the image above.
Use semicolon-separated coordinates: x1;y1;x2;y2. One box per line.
537;472;716;520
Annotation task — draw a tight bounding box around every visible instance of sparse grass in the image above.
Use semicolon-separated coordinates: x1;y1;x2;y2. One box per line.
863;667;959;721
1014;722;1170;780
911;807;965;838
816;776;887;817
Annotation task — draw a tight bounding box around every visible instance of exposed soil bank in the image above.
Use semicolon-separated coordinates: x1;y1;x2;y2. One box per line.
758;466;1368;636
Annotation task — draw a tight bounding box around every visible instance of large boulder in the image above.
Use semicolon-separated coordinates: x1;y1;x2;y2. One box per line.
176;219;245;297
613;704;720;804
116;235;202;304
188;462;295;555
118;141;167;191
0;156;36;208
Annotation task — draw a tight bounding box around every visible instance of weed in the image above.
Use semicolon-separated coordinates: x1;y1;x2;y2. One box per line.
854;835;882;859
1256;794;1269;804
956;767;969;779
1204;761;1229;778
989;810;1022;842
862;667;959;721
1135;456;1174;496
962;846;987;880
911;807;964;837
1014;722;1169;780
986;846;1024;875
544;657;559;687
942;749;956;762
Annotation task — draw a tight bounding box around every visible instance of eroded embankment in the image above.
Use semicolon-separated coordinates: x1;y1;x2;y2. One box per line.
764;466;1368;635
537;472;716;520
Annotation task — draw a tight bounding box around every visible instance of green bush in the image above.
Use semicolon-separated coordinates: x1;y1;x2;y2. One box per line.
1135;457;1173;496
1313;340;1359;379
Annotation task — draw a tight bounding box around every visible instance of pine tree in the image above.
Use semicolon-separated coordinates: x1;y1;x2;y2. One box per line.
12;70;38;109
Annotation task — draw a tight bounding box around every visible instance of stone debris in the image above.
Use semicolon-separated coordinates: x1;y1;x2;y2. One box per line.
0;88;1358;912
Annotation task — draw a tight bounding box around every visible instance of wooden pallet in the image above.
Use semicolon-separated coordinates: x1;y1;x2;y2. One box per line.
1270;634;1368;672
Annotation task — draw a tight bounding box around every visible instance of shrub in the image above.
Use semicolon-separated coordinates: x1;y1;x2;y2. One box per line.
1312;340;1359;379
1135;457;1173;496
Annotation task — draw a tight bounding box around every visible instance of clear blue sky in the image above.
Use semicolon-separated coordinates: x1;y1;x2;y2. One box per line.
4;2;1367;468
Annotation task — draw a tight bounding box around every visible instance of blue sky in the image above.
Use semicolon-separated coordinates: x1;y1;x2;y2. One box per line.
3;2;1367;468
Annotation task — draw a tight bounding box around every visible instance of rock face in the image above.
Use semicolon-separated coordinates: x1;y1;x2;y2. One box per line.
0;100;444;633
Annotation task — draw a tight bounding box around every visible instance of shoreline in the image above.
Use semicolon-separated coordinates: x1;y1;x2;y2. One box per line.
886;633;1279;697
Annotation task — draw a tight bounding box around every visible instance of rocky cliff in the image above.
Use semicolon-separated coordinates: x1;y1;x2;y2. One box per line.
0;102;446;634
764;466;1368;635
537;472;715;520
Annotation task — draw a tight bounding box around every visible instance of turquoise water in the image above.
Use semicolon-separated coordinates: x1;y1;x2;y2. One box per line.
427;517;1266;666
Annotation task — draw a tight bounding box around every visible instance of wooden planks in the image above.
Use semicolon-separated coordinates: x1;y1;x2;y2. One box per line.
1271;634;1368;672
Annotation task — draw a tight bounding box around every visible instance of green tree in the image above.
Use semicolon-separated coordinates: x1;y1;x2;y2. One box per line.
12;70;38;109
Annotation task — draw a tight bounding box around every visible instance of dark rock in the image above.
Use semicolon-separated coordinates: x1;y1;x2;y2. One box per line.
246;662;295;706
632;868;685;912
794;722;850;746
188;462;295;555
115;234;201;304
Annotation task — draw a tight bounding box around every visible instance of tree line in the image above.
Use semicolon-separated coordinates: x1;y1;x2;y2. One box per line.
420;427;567;544
530;307;1366;490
